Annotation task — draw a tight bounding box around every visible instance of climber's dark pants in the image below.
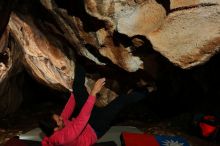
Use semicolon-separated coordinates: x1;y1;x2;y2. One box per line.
73;64;148;138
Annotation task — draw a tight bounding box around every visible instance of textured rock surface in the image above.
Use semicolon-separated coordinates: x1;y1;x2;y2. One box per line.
9;13;75;91
0;0;220;117
148;1;220;68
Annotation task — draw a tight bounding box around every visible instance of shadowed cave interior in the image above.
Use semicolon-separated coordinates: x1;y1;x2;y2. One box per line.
1;0;220;145
1;52;220;145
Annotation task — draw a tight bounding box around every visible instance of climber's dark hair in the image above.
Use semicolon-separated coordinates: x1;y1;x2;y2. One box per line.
39;112;57;137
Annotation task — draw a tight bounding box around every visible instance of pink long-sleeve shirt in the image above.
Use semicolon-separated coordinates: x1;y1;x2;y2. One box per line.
41;93;97;146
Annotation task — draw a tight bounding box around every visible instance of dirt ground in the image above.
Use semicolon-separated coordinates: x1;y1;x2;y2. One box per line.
0;100;219;146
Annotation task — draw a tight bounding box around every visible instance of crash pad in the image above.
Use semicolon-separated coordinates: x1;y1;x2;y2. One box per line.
121;132;190;146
